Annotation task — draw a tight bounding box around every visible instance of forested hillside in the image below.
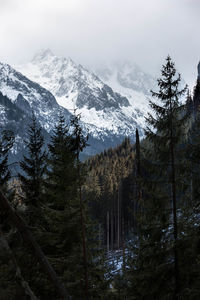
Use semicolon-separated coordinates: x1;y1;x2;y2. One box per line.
86;137;136;251
1;57;200;299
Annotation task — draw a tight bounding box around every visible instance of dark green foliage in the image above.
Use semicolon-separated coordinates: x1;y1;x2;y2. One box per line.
86;138;135;248
186;89;194;116
193;78;200;116
46;114;77;209
0;129;14;188
125;57;189;299
18;113;46;207
0;231;31;300
43;114;109;298
3;59;200;299
15;114;49;298
176;111;200;298
0;128;15;226
0;129;21;299
70;113;110;299
41;114;81;298
186;112;200;204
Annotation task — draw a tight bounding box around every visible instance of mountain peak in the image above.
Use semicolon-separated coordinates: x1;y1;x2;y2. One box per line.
32;48;54;63
31;49;77;69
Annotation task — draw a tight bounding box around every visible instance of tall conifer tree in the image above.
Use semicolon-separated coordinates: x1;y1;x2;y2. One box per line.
193;63;200;116
19;113;46;209
126;57;188;299
43;113;85;298
0;130;17;298
0;130;14;189
70;113;110;299
145;56;187;299
17;114;48;298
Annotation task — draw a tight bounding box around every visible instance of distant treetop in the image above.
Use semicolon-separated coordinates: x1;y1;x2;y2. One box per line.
198;61;200;79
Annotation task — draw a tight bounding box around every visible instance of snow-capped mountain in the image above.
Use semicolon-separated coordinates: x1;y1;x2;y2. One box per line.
0;49;156;164
18;49;129;110
0;61;72;165
0;61;70;132
17;49;153;142
95;61;156;116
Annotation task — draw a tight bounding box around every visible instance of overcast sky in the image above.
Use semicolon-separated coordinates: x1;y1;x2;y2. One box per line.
0;0;199;87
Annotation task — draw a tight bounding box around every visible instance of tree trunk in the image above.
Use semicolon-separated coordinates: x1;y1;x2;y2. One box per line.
169;102;179;300
0;229;39;300
122;216;125;274
136;128;142;230
0;190;71;300
117;184;120;249
170;139;179;299
107;210;109;253
76;143;89;300
111;209;114;251
98;223;101;250
79;186;89;300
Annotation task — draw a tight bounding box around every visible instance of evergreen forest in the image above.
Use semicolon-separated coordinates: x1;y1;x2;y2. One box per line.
1;57;200;299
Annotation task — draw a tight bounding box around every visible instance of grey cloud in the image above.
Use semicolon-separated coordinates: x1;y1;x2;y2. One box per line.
0;0;199;88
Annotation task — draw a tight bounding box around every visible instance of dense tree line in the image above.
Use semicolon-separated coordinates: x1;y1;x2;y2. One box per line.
86;137;136;251
125;58;200;299
86;58;200;299
1;57;200;299
0;112;111;299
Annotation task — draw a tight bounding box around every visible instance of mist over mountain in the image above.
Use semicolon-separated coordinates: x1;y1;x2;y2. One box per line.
0;49;157;163
17;49;154;137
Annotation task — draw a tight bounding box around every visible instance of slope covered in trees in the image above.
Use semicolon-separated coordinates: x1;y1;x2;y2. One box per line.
1;57;200;299
86;137;136;251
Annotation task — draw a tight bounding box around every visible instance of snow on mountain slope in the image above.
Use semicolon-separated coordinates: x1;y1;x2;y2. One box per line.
95;61;156;116
0;61;70;132
17;49;153;142
0;61;74;166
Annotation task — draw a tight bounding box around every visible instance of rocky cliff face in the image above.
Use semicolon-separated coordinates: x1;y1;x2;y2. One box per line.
18;49;130;111
17;50;154;143
0;61;71;132
0;61;71;168
95;61;156;117
0;50;157;165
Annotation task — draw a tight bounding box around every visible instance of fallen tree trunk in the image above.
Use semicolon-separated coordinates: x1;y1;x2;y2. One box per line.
0;229;39;300
0;190;71;300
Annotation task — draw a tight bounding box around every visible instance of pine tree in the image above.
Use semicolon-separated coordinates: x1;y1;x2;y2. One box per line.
177;110;200;298
186;89;194;116
0;129;14;189
43;113;82;298
42;113;111;298
193;63;200;116
70;113;110;299
145;56;187;299
16;114;48;298
134;128;142;232
126;56;188;299
18;113;46;209
70;112;89;298
173;63;200;298
186;112;200;204
0;130;18;299
0;128;15;226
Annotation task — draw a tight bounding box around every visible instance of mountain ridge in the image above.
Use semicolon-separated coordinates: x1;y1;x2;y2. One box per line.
17;49;154;138
0;49;156;162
